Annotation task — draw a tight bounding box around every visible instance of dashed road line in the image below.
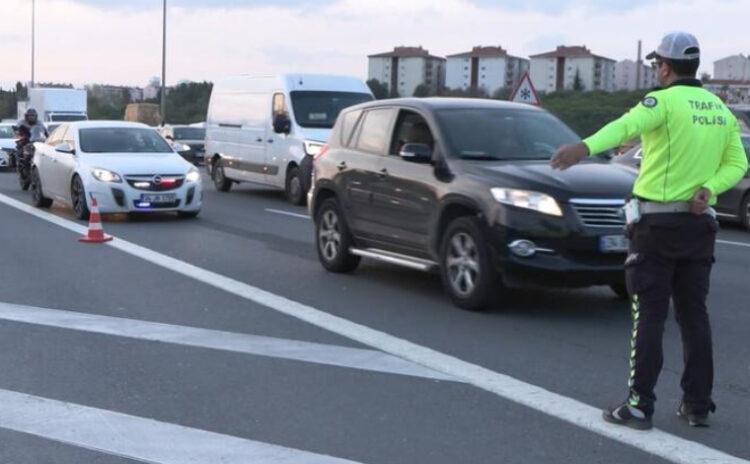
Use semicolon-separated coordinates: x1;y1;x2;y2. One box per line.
0;192;747;464
717;239;750;248
265;208;310;220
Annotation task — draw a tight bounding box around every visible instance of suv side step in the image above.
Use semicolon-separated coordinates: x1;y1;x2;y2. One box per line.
349;248;438;272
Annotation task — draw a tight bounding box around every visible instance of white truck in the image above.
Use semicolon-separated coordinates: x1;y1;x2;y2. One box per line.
17;88;88;124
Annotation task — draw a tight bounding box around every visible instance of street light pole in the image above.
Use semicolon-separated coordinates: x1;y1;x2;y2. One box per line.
31;0;35;88
160;0;167;125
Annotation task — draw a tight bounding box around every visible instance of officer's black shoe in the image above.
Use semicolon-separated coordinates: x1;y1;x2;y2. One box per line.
677;402;715;428
603;403;653;430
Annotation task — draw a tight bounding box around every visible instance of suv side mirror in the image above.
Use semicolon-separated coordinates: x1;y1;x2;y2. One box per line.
55;142;75;155
399;143;432;163
273;113;292;135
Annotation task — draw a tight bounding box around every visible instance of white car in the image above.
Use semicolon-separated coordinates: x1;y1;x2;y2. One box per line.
0;123;16;169
30;121;202;219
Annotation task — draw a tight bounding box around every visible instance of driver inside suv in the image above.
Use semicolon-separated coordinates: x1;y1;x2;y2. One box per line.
392;114;434;155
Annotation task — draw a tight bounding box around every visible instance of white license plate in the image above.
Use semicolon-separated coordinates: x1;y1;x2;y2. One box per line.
140;193;176;203
600;235;629;253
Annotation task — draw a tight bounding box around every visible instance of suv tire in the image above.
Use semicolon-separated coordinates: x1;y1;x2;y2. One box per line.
440;216;499;311
740;192;750;231
212;158;232;192
315;198;360;273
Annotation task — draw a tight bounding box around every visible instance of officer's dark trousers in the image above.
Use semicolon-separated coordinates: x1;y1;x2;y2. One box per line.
625;212;717;416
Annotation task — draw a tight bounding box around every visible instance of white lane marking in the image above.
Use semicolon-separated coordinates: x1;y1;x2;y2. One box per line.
717;239;750;248
0;192;747;464
0;388;362;464
265;208;310;220
0;302;453;382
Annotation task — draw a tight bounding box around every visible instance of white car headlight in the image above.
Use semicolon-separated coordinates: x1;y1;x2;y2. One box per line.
490;188;563;217
304;140;324;157
185;167;200;183
91;168;122;183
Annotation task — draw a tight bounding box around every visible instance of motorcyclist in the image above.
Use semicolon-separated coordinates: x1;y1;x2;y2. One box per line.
15;108;48;142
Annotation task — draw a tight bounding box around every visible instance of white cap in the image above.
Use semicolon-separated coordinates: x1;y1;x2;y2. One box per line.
646;32;701;60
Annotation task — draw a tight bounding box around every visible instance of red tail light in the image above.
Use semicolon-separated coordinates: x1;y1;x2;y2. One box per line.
314;144;329;161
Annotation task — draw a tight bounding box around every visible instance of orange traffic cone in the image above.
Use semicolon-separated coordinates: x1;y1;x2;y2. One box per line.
79;195;113;243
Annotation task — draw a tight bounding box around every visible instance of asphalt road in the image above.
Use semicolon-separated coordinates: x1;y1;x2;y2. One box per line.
0;169;748;463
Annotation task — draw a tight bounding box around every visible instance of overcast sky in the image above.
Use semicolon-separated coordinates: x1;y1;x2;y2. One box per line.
0;0;746;89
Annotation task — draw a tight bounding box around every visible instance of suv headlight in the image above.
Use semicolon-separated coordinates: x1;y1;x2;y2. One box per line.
304;140;324;157
91;168;122;183
185;167;200;183
491;188;563;217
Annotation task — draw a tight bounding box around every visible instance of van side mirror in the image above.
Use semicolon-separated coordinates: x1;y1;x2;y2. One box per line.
273;113;291;135
55;142;75;155
399;143;432;163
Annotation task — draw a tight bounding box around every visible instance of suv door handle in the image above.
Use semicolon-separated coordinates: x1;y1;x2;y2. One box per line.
337;161;347;171
378;168;388;178
255;137;263;142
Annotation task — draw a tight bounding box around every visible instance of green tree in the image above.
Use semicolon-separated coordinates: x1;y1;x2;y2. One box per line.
164;81;213;124
413;84;430;98
366;79;389;100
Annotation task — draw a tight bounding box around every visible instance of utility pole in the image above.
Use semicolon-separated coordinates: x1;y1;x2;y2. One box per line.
160;0;167;125
636;40;642;90
31;0;36;87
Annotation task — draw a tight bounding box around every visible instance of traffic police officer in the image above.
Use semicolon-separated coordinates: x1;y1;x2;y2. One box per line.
551;32;748;430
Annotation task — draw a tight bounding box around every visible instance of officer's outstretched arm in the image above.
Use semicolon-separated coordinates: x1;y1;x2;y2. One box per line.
703;120;749;197
583;94;667;156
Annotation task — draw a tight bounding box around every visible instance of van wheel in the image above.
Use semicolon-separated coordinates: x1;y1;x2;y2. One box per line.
440;217;499;311
285;165;305;205
740;192;750;231
212;158;232;192
315;198;360;273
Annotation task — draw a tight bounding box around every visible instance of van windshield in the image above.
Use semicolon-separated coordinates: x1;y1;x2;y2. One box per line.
50;114;87;122
435;108;580;161
290;91;373;129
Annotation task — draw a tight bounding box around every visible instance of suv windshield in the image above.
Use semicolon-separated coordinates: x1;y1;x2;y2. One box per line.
0;126;13;138
290;91;373;129
79;127;174;153
173;128;205;140
436;108;580;161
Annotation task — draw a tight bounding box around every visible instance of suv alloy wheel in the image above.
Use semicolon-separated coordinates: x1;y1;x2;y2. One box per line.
440;217;500;311
315;198;360;273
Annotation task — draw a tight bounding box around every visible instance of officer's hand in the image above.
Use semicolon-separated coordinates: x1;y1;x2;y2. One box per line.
551;143;589;170
691;188;711;215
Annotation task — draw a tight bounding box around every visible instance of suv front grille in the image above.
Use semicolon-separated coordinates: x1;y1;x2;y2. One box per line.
125;174;185;192
570;199;626;228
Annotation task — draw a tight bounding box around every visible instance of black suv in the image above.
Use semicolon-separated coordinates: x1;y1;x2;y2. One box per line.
309;98;637;310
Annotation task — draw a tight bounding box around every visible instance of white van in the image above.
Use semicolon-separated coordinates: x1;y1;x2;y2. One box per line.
205;74;373;204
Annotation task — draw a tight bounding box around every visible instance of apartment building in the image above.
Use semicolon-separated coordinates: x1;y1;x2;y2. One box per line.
530;46;616;93
614;59;657;91
714;55;750;81
368;46;446;97
445;46;529;95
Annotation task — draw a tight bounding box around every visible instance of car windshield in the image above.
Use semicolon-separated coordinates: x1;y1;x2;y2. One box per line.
290;91;373;129
173;128;205;140
0;126;13;138
79;127;174;153
436;108;580;161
